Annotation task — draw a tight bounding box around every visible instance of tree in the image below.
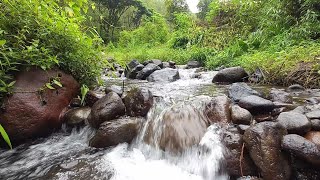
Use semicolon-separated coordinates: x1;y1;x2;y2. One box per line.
165;0;190;22
197;0;213;20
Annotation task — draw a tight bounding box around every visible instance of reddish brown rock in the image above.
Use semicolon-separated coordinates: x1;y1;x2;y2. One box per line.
0;67;79;145
304;131;320;146
205;95;231;124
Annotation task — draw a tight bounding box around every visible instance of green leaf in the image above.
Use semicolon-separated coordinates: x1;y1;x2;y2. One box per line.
46;83;55;90
53;79;62;87
7;81;16;87
0;124;12;149
0;40;6;46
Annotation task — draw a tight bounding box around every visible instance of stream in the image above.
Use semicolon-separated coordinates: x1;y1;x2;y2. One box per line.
0;68;318;180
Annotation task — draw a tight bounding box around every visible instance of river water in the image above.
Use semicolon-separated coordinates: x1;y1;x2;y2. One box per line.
0;68;231;180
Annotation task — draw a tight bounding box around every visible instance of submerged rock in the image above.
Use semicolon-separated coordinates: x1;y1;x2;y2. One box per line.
277;111;311;135
90;117;142;148
0;67;79;145
239;95;274;115
88;92;125;128
243;122;291;180
123;88;153;117
147;68;180;82
136;63;161;80
212;67;248;84
269;88;293;103
228;83;260;102
205;95;231;124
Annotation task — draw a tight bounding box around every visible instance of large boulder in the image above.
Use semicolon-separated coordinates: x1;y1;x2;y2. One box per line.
212;67;248;84
147;68;180;83
123;88;153;117
144;104;208;153
204;95;232;124
243;122;291;180
149;59;163;69
269;88;293;103
64;107;91;126
0;68;79;144
222;126;258;177
304;131;320;146
90;117;142;148
186;60;201;69
277;112;311;135
231;105;252;125
282;134;320;166
239;95;274;115
228;83;261;102
136;63;161;80
88;92;125;128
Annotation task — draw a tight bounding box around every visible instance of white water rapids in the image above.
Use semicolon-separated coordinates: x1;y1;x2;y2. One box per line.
0;68;229;180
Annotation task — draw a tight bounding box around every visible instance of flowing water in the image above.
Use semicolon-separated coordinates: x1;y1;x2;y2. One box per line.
0;68;230;180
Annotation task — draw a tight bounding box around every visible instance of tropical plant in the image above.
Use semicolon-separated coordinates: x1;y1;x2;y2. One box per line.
0;123;12;149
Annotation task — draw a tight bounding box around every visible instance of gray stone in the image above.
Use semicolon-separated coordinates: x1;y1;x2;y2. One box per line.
64;107;91;126
147;68;180;82
239;95;274;115
228;83;261;102
212;67;248;84
269;88;293;103
231;105;252;125
277;111;311;135
287;84;305;92
123;88;153;117
105;85;123;97
205;95;231;124
186;61;201;69
136;63;161;80
306;110;320;119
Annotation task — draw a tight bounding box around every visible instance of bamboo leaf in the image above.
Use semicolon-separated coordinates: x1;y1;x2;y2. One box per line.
46;83;55;90
53;79;62;87
0;124;12;149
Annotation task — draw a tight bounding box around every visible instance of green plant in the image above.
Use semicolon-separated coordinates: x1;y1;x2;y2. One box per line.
0;123;12;149
80;84;89;106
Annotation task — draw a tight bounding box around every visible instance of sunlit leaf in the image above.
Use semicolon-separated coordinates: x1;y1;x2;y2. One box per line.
0;124;12;149
0;40;6;46
53;79;63;87
46;83;55;90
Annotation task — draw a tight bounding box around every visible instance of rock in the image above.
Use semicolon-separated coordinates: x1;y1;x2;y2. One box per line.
123;88;153;117
0;67;79;144
169;61;176;67
277;112;311;135
306;110;320;119
254;114;274;123
222;126;258;177
191;73;202;79
88;92;125;128
282;134;320;166
69;98;81;107
127;64;145;79
136;63;161;80
105;85;123;97
269;88;293;103
85;90;105;107
287;84;305;92
304;131;320;146
142;60;151;66
64;107;91;126
186;60;201;69
239;95;274;115
305;97;319;105
237;177;263;180
147;68;180;82
212;67;248;84
205;95;231;124
237;125;250;134
150;59;163;69
125;60;140;78
228;83;261;102
248;68;265;83
231;105;252;125
89;117;142;148
144;104;208;153
311;119;320;130
162;62;170;68
243;122;291;180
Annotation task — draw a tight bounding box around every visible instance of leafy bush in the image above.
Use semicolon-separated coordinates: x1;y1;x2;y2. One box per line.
0;0;104;101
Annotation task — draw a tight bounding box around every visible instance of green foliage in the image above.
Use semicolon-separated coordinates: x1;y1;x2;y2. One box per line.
0;0;104;101
0;123;12;149
80;84;90;106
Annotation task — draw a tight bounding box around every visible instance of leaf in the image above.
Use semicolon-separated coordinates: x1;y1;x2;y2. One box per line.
53;79;62;87
46;83;55;90
0;124;12;149
0;40;6;46
7;81;16;87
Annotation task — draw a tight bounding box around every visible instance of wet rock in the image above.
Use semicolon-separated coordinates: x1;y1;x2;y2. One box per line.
231;105;252;125
85;90;105;107
212;67;248;84
237;125;250;134
290;157;320;180
142;60;151;66
304;131;320;146
254;114;273;123
70;98;81;107
0;67;79;144
311;119;320;130
162;62;170;68
186;60;201;69
136;63;161;80
205;95;231;124
150;59;163;68
282;134;320;166
222;126;258;177
239;95;274;115
305;97;319;105
306;110;320;119
105;85;123;97
191;73;202;79
123;88;153;117
90;117;142;148
144;104;208;153
147;68;180;83
88;92;125;128
128;64;145;79
237;177;263;180
169;61;176;68
272;107;287;116
125;60;141;79
277;112;311;135
269;88;293;103
287;84;305;92
228;83;261;102
243;122;291;180
248;68;265;83
64;107;91;126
